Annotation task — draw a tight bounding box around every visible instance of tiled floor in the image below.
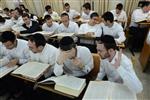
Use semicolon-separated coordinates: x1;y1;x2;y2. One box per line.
0;48;150;100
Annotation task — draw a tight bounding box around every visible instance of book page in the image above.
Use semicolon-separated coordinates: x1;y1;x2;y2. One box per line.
82;81;137;100
50;33;75;38
12;62;50;81
0;66;18;78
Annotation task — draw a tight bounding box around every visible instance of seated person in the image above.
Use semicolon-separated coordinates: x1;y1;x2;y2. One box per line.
111;3;127;28
42;15;59;34
100;11;126;44
0;15;14;32
57;13;79;33
19;13;41;34
3;8;11;18
0;31;29;67
96;35;143;94
79;12;102;37
27;33;57;77
63;3;80;21
43;5;60;21
129;1;150;51
147;30;150;45
24;9;38;21
81;2;94;22
54;36;93;77
0;42;7;66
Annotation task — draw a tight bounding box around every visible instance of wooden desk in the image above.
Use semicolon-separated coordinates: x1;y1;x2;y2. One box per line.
139;39;150;71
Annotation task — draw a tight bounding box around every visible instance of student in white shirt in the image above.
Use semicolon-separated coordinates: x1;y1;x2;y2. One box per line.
81;2;94;22
0;15;14;32
63;3;80;21
43;5;60;21
79;12;102;37
147;30;150;45
96;35;143;94
0;31;29;67
42;15;59;34
28;33;57;78
57;13;79;33
101;11;126;44
54;36;93;77
129;1;150;51
111;3;127;29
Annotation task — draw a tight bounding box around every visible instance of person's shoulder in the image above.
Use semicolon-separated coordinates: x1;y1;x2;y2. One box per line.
46;43;57;50
77;46;90;52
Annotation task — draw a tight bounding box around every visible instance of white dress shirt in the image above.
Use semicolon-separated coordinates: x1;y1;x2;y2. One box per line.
63;9;80;21
96;51;143;93
130;8;150;27
57;21;79;33
54;46;93;77
1;39;29;66
111;9;127;22
0;19;14;32
146;31;150;45
42;22;59;33
43;11;60;21
81;10;94;22
29;43;57;77
101;22;126;44
79;23;102;37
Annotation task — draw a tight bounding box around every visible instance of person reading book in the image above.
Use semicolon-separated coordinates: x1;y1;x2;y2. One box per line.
96;35;143;94
27;33;57;78
54;36;93;77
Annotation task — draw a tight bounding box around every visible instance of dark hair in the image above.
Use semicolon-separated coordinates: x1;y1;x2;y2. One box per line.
45;5;51;11
25;9;29;13
102;11;114;23
44;15;52;20
19;4;26;10
28;33;46;47
64;3;70;7
141;1;150;8
96;35;118;50
59;36;76;51
0;15;5;23
90;12;99;19
15;8;23;16
3;8;9;12
10;9;14;13
1;31;16;43
61;13;69;18
116;3;123;10
22;13;30;18
83;2;91;10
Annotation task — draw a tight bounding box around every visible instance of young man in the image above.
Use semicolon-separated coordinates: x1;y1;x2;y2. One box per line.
63;3;80;21
111;3;127;28
0;15;14;32
20;13;41;34
129;1;150;51
96;35;143;94
79;12;102;37
42;15;59;34
0;31;29;67
57;13;79;33
28;33;57;77
43;5;60;21
81;2;94;22
54;36;93;77
100;11;126;44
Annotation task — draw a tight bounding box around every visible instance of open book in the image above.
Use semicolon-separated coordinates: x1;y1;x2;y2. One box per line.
12;62;50;81
82;81;137;100
50;33;75;38
0;66;18;78
38;75;86;97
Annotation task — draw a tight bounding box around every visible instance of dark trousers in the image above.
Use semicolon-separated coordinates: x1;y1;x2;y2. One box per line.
128;26;149;52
